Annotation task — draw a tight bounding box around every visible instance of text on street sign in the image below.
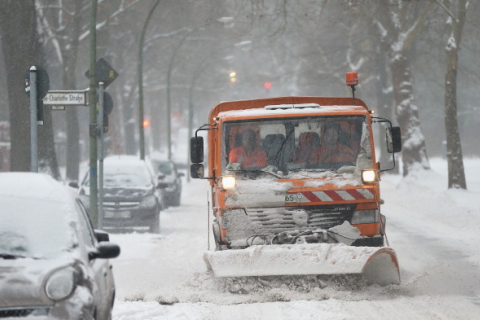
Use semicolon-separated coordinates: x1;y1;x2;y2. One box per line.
43;90;88;106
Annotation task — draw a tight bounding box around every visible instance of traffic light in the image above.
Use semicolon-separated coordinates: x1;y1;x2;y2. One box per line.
263;82;271;90
229;71;237;83
143;119;150;128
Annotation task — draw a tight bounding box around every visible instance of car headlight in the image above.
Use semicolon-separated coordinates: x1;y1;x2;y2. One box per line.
351;209;379;224
221;176;236;190
45;267;77;301
140;194;157;208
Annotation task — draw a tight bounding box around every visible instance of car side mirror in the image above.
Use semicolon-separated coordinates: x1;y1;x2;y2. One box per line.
69;181;79;188
157;182;169;189
190;136;204;164
178;172;185;177
386;126;402;153
190;164;204;179
89;243;120;260
94;229;110;242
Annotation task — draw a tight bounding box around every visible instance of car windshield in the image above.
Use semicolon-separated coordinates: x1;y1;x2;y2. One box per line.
84;164;152;187
0;196;74;258
154;161;173;175
222;115;372;176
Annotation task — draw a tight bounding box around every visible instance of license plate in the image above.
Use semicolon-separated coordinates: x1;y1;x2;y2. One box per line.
104;210;131;218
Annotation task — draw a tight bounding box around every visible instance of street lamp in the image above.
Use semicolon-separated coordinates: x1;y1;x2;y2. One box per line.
165;17;233;160
138;0;161;160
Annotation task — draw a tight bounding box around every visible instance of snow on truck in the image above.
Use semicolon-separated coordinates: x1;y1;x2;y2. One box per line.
190;73;402;285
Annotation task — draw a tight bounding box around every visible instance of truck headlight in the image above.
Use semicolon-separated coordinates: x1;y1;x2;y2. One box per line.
221;176;236;190
351;209;379;224
45;267;77;301
361;170;378;184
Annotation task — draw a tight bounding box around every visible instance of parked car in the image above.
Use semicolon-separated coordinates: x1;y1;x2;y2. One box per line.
150;158;184;207
0;172;120;320
73;155;167;233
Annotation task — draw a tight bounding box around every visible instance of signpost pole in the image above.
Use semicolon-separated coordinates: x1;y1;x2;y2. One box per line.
89;0;98;228
98;82;104;229
29;67;38;172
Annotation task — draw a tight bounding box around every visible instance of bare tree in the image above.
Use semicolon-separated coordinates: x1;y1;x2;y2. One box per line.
348;1;434;176
37;0;89;181
0;0;59;178
437;0;468;189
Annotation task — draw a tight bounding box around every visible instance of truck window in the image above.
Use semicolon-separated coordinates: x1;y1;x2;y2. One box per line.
222;115;371;175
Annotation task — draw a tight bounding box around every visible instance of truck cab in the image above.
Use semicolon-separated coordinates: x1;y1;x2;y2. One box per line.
191;96;401;252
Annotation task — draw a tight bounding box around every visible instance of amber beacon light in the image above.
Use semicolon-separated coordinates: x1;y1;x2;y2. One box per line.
346;72;359;104
346;72;359;86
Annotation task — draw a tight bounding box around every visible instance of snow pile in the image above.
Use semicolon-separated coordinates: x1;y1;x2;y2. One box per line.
111;159;480;319
151;271;389;306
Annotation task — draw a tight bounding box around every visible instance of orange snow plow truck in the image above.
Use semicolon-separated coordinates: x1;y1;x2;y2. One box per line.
190;74;402;285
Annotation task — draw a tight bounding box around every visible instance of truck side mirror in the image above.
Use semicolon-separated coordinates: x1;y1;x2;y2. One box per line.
190;136;204;164
190;163;204;179
386;127;402;153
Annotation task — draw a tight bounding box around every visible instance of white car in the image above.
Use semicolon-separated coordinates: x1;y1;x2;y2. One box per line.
0;172;120;320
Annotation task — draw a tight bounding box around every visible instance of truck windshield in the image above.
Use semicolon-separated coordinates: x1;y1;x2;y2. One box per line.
221;115;372;175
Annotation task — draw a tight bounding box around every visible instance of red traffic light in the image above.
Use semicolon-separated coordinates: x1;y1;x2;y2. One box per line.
143;119;150;128
346;72;359;86
263;82;271;90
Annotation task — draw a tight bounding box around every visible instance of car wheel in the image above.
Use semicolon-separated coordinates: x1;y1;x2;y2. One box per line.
171;194;181;207
149;212;160;233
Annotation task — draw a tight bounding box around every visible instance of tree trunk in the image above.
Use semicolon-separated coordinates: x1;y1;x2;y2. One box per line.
0;0;41;172
38;108;60;179
444;0;467;189
64;1;83;181
389;53;430;176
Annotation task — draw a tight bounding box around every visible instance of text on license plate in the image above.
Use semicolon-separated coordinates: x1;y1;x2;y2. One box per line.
104;210;131;218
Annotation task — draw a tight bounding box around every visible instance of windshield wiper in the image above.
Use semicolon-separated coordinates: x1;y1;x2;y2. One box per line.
238;168;283;178
0;253;27;259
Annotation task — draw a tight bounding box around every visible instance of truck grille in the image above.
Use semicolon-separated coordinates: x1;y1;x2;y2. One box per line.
246;204;354;233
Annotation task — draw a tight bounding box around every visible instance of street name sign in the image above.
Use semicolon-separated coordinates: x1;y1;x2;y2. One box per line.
43;90;88;106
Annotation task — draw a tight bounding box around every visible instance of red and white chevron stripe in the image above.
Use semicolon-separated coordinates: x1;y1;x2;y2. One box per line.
286;188;375;204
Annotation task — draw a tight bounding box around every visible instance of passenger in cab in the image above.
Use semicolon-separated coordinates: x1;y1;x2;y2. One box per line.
228;129;268;168
310;123;356;166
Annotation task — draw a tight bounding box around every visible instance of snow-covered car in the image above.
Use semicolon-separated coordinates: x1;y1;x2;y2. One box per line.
73;155;166;233
150;159;184;207
0;172;120;320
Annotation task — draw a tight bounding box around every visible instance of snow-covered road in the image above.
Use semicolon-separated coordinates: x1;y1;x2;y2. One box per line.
110;158;480;319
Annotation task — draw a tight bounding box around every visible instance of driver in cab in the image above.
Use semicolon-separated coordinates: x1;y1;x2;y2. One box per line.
310;123;356;166
228;129;267;168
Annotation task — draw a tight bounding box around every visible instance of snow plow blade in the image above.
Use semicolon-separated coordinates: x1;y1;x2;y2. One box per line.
204;243;400;286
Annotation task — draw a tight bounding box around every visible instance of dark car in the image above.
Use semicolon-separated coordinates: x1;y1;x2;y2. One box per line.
150;158;184;207
74;155;166;233
0;172;120;320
